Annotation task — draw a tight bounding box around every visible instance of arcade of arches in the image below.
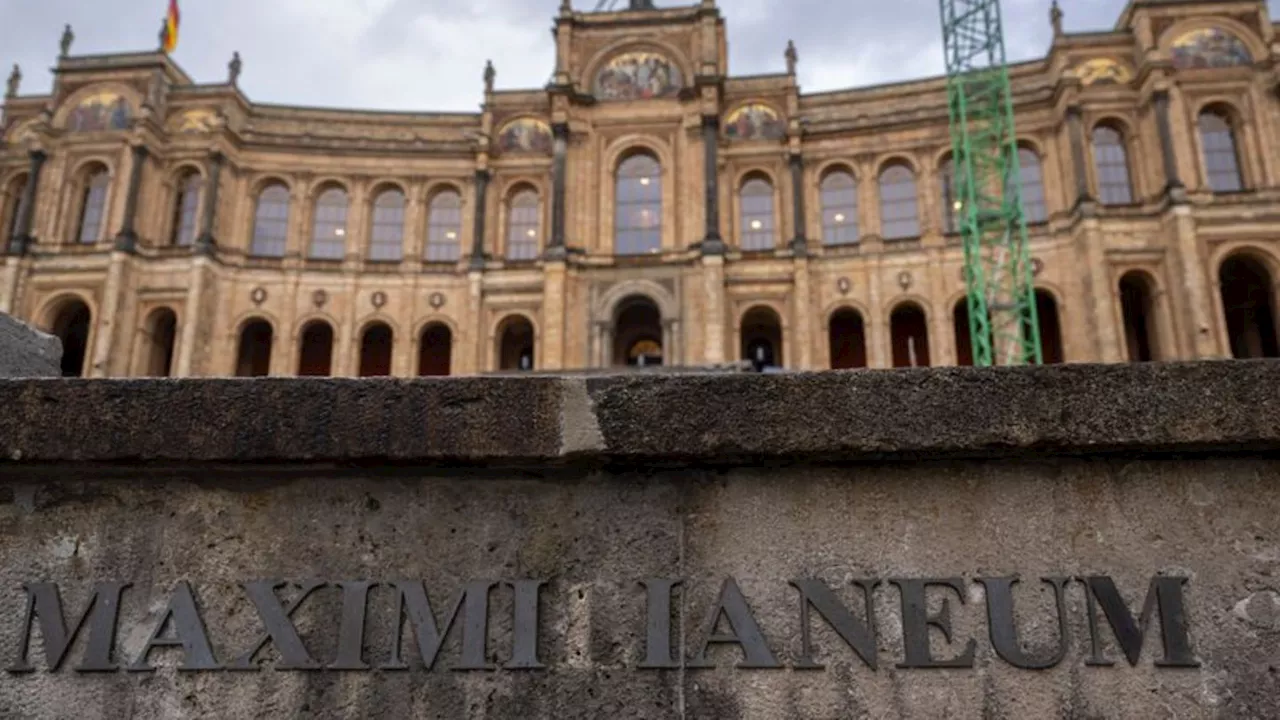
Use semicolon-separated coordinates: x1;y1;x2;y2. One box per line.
9;1;1280;376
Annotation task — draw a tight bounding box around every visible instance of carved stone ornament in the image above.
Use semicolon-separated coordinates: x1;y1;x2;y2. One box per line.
1032;257;1045;277
250;287;267;305
836;277;851;296
371;291;387;309
312;289;328;307
897;271;912;291
429;292;447;309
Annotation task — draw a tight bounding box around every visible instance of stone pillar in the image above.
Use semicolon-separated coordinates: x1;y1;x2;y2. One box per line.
701;116;725;255
195;151;223;255
468;169;490;272
1152;90;1187;201
791;257;813;369
1077;218;1122;363
1170;205;1218;358
1066;106;1093;208
547;123;569;259
10;149;46;254
788;152;807;254
702;254;726;362
89;251;130;377
113;144;149;252
467;270;484;373
542;260;566;369
174;255;209;377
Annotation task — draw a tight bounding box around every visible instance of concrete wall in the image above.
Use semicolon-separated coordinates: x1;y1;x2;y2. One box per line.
0;363;1277;718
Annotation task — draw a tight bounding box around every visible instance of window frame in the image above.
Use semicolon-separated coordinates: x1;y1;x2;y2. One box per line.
614;153;663;256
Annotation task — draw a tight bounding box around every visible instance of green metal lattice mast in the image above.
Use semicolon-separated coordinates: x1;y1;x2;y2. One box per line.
939;0;1042;366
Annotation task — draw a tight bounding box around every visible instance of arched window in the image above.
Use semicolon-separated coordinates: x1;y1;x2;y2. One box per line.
418;323;452;376
820;169;858;245
368;188;405;262
358;322;394;377
310;187;348;260
297;321;334;376
739;176;775;251
425;189;462;262
506;189;540;260
879;164;920;239
953;299;977;367
139;308;178;377
615;154;662;255
49;299;92;377
939;157;958;234
1034;290;1064;364
235;319;273;377
1092;125;1133;205
612;296;663;367
3;174;28;254
77;168;110;244
170;172;202;246
1199;110;1243;193
250;184;290;257
1018;148;1048;224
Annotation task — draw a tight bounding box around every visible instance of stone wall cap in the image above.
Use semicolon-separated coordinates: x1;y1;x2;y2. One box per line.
1;360;1279;469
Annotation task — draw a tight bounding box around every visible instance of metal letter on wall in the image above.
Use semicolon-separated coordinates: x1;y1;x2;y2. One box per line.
1083;576;1199;667
688;578;781;669
638;578;681;669
890;578;977;669
790;578;879;670
979;576;1070;670
227;580;326;671
382;580;496;671
8;581;130;673
127;581;221;671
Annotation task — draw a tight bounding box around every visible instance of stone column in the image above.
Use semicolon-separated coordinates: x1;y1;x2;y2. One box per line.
1171;205;1218;358
89;251;129;377
10;149;46;254
788;152;807;254
702;254;726;362
541;259;566;369
113;144;149;252
1066;106;1093;208
1152;90;1186;201
466;270;484;373
195;151;223;255
547;123;569;259
791;257;813;368
468;169;490;272
175;255;210;377
701;116;725;254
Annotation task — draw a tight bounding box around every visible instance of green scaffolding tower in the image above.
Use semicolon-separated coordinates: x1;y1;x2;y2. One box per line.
939;0;1042;366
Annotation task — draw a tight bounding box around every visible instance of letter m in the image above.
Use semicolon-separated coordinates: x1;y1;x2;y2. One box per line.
1084;576;1198;667
8;582;129;673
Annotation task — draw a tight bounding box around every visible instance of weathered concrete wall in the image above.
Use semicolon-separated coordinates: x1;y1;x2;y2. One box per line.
0;313;59;378
0;364;1277;719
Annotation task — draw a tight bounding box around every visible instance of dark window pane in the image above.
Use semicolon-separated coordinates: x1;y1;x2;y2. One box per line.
820;171;858;245
250;184;290;257
740;178;774;250
940;159;958;234
879;165;919;239
368;189;405;262
1092;126;1133;205
1017;148;1048;224
310;187;348;260
78;171;110;244
615;154;662;255
426;190;462;262
506;190;540;260
1199;112;1243;193
172;174;203;246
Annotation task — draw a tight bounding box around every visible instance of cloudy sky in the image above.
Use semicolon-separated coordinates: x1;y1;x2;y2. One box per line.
1;0;1276;112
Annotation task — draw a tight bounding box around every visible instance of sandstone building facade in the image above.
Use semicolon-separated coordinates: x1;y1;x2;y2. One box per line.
1;0;1278;377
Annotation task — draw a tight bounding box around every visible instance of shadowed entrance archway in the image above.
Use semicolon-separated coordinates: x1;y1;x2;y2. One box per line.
49;299;92;377
828;308;867;369
358;322;393;377
140;307;177;377
612;296;663;366
418;323;452;376
497;316;535;371
1220;254;1279;358
741;306;783;369
235;319;273;377
298;320;334;377
1119;271;1160;362
891;302;930;367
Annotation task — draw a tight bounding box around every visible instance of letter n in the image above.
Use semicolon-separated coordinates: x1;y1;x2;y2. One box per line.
8;582;130;673
1082;576;1199;667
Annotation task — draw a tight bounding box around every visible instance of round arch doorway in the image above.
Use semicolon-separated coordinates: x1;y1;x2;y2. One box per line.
612;296;664;367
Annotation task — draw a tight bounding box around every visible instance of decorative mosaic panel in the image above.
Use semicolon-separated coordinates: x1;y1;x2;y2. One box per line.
496;118;553;154
66;90;131;132
594;51;683;101
1171;28;1251;70
724;103;785;140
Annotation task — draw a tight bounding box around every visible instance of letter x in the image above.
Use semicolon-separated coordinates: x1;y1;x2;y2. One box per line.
228;580;326;670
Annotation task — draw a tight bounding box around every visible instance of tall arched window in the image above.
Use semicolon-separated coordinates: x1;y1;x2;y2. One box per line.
879;163;920;239
310;186;348;260
739;176;775;251
1017;147;1048;224
1092;125;1133;205
506;188;540;260
820;169;858;245
368;188;405;262
3;174;28;253
77;168;110;244
425;189;463;262
235;319;273;377
170;172;202;246
1199;109;1243;193
297;320;334;376
139;308;178;377
615;154;662;255
250;184;290;257
939;157;958;234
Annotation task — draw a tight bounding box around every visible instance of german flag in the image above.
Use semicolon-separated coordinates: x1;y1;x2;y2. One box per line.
161;0;180;54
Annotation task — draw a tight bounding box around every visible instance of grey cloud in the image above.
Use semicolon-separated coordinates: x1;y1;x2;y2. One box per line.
1;0;1277;112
